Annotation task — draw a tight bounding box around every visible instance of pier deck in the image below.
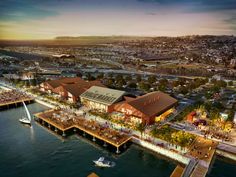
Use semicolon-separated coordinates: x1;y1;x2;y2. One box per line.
170;165;184;177
34;109;131;151
186;137;217;177
0;90;34;108
170;136;218;177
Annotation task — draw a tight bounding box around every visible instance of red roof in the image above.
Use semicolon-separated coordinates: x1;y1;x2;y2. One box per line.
45;77;83;89
43;77;105;98
114;91;177;118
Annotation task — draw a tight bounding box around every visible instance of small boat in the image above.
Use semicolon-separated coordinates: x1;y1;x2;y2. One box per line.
93;157;115;168
19;102;31;125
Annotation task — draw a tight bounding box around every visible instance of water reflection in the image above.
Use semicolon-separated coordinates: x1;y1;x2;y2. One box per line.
30;125;34;141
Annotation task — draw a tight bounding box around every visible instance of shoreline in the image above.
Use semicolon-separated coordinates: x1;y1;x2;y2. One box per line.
0;82;191;165
1;81;235;177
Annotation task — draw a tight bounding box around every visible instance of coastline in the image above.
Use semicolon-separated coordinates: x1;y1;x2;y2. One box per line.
0;82;191;165
1;81;235;177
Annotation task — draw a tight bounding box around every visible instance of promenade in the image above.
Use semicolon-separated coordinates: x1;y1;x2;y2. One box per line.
1;80;235;177
171;136;218;177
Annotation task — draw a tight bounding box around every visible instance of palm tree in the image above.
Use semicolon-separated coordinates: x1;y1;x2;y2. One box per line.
136;123;146;140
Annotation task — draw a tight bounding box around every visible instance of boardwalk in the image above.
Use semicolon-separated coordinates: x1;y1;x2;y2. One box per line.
188;137;217;177
188;137;217;161
170;165;184;177
34;109;131;153
0;90;33;108
170;136;218;177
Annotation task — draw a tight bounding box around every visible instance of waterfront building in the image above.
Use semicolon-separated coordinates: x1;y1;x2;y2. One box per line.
113;91;177;125
40;77;83;93
54;80;105;103
40;77;105;103
80;86;126;112
3;72;35;81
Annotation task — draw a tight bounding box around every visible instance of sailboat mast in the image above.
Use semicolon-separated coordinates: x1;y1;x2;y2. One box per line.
23;102;31;121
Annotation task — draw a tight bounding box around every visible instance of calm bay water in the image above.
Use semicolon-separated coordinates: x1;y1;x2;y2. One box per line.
207;157;236;177
0;103;235;177
0;103;175;177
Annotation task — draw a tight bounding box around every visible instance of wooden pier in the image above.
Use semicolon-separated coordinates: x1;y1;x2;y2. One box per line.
190;137;217;177
0;90;34;109
170;136;218;177
170;165;184;177
34;109;131;153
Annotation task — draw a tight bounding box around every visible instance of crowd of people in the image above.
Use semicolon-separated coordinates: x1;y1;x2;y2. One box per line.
39;109;130;145
0;90;32;105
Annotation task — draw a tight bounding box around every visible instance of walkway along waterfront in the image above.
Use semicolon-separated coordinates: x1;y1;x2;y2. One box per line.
1;81;235;177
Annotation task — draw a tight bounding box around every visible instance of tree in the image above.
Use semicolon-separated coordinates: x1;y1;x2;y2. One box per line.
136;75;142;82
179;86;188;95
107;73;113;78
178;78;186;85
211;78;217;84
115;74;123;81
209;109;220;120
106;78;115;87
97;73;104;79
171;80;180;88
117;79;126;88
158;85;166;92
148;75;157;84
138;82;151;92
30;79;37;86
86;73;95;81
128;82;137;88
159;78;168;85
125;75;132;81
136;123;146;139
228;81;233;86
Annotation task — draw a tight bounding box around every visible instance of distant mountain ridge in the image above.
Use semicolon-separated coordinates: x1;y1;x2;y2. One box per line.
55;35;151;40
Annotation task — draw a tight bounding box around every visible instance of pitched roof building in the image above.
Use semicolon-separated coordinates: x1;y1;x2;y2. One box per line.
40;77;84;92
40;77;105;103
80;86;126;112
113;91;177;125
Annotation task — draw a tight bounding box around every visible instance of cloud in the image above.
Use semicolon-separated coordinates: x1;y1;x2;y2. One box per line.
138;0;236;11
224;13;236;31
0;0;59;22
0;0;236;39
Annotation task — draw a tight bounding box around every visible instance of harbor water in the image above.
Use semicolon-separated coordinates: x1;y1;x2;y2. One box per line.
0;103;175;177
0;103;235;177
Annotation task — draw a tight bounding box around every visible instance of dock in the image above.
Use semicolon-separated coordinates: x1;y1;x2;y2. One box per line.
170;165;184;177
190;137;217;177
170;136;217;177
34;109;131;153
0;90;34;109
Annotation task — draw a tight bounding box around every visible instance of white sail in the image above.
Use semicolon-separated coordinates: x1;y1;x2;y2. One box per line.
23;102;31;121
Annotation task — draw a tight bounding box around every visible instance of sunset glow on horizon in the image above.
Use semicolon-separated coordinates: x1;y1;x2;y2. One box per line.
0;0;236;40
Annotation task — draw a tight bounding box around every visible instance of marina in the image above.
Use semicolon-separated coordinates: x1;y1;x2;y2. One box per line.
0;102;177;177
34;109;131;153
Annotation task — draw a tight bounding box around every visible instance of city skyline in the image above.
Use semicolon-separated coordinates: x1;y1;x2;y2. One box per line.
0;0;236;40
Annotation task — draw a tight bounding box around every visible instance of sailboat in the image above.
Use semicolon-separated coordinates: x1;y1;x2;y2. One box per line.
19;102;31;125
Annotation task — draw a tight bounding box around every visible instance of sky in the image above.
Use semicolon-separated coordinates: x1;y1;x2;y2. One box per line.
0;0;236;40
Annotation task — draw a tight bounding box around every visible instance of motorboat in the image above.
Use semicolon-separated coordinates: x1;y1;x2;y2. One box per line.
93;157;115;168
19;102;31;125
